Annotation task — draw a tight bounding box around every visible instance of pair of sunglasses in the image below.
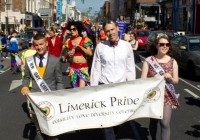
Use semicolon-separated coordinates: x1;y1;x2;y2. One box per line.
158;43;170;47
70;28;77;32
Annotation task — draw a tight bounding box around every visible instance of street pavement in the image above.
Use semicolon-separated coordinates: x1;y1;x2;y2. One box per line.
0;51;200;140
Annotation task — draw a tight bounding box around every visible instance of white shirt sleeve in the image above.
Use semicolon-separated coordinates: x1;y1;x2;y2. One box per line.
126;43;136;81
90;44;102;86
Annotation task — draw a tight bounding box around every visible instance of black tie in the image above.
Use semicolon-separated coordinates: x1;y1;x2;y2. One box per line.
39;56;44;67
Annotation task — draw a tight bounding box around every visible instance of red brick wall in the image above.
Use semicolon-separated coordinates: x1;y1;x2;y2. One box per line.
12;0;23;12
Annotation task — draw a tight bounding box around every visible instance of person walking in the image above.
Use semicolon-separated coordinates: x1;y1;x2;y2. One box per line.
0;40;4;73
90;21;140;140
141;34;180;140
61;21;93;88
1;34;8;58
9;31;19;74
129;31;141;63
46;29;63;58
116;15;127;39
21;33;64;140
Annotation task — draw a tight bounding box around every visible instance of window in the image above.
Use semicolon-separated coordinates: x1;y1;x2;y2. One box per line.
189;38;200;51
6;0;12;10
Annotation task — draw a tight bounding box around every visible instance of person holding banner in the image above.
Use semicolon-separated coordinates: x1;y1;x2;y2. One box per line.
62;21;93;88
141;34;180;140
21;33;64;140
91;21;140;140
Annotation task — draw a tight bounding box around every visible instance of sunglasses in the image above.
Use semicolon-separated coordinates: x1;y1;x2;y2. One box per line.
158;43;170;47
70;28;77;32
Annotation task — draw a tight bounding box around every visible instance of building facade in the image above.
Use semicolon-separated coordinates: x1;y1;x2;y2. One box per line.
195;0;200;33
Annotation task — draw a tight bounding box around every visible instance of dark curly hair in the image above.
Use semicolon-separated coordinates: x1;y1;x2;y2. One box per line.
67;20;83;37
148;35;173;56
130;31;137;40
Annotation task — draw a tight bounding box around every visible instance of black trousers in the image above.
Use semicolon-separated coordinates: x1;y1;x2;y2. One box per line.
99;82;141;140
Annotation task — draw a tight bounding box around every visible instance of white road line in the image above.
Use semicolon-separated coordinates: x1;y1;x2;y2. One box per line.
139;55;146;60
184;89;199;98
180;78;200;92
0;67;11;75
135;65;142;71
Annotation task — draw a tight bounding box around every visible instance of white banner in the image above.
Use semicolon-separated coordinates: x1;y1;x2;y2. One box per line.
28;77;165;136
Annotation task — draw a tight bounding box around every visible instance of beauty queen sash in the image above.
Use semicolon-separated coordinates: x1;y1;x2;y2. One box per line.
146;56;180;99
26;56;51;92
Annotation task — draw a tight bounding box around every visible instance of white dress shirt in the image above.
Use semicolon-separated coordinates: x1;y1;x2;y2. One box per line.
35;52;48;66
90;40;136;86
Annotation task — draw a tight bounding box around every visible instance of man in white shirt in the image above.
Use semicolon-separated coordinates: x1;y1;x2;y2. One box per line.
90;21;140;140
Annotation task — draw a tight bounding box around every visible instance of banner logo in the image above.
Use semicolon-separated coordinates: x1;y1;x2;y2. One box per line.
37;101;55;121
144;87;161;103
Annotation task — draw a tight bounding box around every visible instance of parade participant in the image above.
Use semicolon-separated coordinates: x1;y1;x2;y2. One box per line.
21;33;64;140
141;34;180;140
82;23;95;74
30;30;38;47
9;31;19;74
129;31;141;63
46;29;63;58
116;15;127;39
62;21;93;88
91;21;140;140
0;40;4;73
1;34;8;58
123;27;131;41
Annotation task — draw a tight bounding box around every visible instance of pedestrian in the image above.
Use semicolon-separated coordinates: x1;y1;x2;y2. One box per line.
0;40;4;73
30;30;38;47
129;31;141;63
116;15;127;39
90;21;140;140
46;29;63;58
141;34;180;140
123;27;131;41
1;34;8;58
9;31;19;74
61;21;93;88
21;33;64;140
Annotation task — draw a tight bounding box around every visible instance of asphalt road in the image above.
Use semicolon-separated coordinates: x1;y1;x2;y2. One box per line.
0;51;200;140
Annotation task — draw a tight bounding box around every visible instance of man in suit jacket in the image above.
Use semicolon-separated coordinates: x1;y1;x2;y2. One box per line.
21;33;64;140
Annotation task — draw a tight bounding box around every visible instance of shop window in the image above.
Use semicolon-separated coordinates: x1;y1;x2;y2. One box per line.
6;0;12;10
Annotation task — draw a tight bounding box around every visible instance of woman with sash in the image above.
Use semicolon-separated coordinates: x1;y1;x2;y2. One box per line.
141;34;180;140
62;21;93;88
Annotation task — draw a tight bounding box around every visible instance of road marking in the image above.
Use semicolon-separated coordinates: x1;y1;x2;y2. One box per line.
9;79;22;91
135;65;142;71
184;89;199;98
0;67;11;75
180;78;200;92
139;55;146;60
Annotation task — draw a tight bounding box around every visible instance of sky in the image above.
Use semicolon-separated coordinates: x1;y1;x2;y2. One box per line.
75;0;106;15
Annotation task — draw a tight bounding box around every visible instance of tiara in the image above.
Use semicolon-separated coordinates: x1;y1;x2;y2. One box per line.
156;33;169;39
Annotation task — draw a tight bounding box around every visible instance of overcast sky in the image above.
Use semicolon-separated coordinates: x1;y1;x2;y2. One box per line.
75;0;106;15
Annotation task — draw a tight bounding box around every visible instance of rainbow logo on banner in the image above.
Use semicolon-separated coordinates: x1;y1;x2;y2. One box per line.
40;106;50;116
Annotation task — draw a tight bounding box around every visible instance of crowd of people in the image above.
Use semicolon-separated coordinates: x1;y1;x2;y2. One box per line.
16;17;180;140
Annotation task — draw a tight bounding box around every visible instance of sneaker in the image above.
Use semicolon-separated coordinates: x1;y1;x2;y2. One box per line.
0;70;5;73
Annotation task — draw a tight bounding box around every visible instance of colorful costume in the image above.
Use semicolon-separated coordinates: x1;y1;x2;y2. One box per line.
61;37;92;88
